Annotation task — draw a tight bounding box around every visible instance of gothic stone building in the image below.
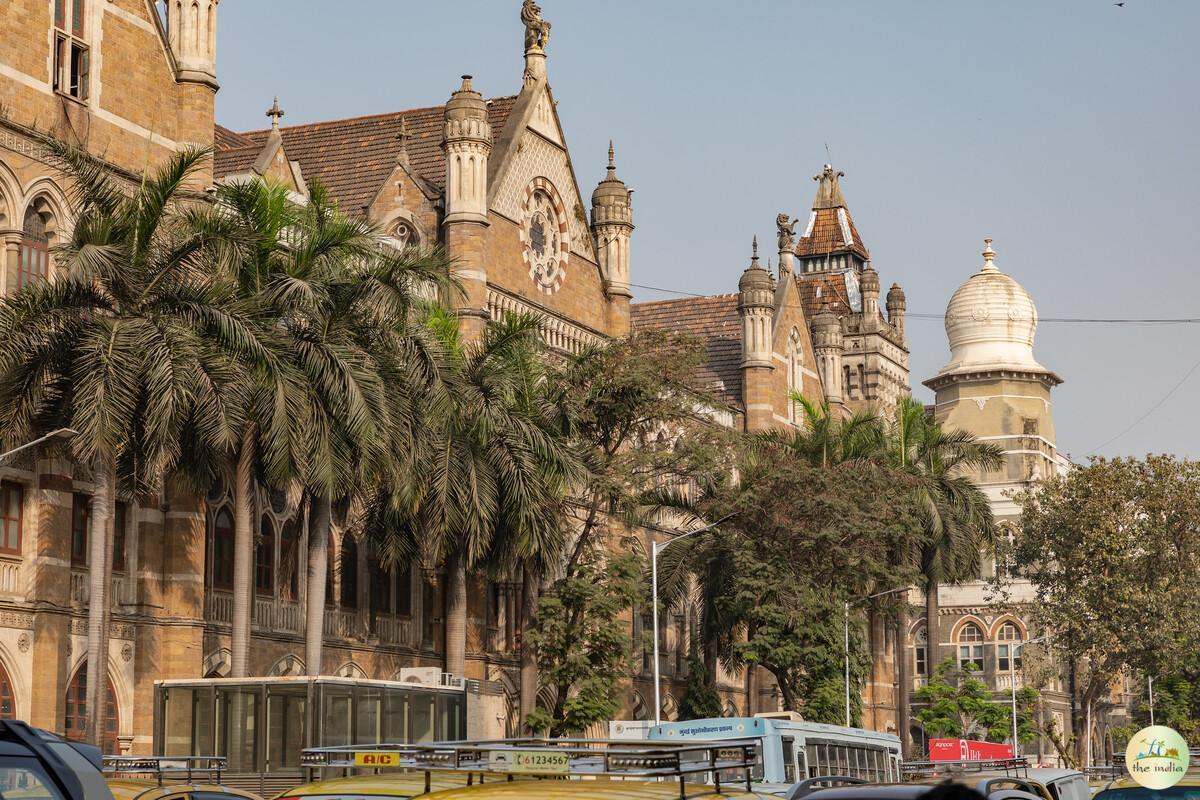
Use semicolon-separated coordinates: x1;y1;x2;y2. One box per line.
0;0;777;753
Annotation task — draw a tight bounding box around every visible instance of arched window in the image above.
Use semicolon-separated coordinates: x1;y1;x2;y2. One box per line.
19;207;50;289
279;520;299;600
997;621;1023;672
339;536;358;609
255;515;275;596
64;662;118;755
392;220;420;250
956;622;984;671
0;660;15;718
208;507;234;590
913;626;927;676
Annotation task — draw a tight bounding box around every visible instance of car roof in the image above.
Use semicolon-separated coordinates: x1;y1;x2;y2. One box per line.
801;785;933;800
418;778;773;799
1100;776;1200;791
107;779;262;800
274;772;478;798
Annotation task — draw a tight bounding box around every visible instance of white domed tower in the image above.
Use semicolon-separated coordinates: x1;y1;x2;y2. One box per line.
924;239;1064;491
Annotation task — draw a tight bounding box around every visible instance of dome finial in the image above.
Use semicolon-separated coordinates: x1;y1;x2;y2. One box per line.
981;238;998;272
752;235;759;263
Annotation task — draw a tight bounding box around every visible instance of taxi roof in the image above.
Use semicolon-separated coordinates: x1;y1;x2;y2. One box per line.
107;779;262;800
273;772;475;798
417;778;775;799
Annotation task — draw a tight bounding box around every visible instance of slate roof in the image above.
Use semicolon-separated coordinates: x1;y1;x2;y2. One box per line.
631;295;743;409
214;124;255;149
795;273;854;320
212;145;260;178
213;97;518;213
795;207;869;260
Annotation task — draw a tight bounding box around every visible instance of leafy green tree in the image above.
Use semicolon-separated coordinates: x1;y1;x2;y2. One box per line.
1012;456;1200;764
915;656;1038;744
0;143;264;743
678;648;723;720
525;551;643;737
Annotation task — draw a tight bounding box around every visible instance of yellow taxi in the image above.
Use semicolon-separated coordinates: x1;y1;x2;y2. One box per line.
103;756;262;800
417;779;778;799
1093;775;1200;800
270;772;482;800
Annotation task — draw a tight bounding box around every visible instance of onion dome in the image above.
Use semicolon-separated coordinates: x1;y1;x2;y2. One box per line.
861;264;880;294
938;239;1047;376
443;75;489;141
592;142;630;206
887;282;906;307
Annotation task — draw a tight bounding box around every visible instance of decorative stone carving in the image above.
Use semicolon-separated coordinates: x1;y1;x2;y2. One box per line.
521;0;551;52
16;633;30;653
121;643;133;662
0;611;33;630
776;213;798;252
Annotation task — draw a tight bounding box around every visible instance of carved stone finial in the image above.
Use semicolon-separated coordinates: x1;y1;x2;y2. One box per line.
459;74;475;93
752;235;759;263
982;238;998;272
608;140;615;169
522;0;552;53
776;213;799;252
266;96;285;129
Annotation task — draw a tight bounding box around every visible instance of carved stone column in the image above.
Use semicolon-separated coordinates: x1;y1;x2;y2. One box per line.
1;230;22;297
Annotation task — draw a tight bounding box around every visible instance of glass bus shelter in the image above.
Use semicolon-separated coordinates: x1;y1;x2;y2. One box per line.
154;676;467;774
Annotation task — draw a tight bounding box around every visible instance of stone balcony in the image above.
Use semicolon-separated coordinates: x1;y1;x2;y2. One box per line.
203;589;418;648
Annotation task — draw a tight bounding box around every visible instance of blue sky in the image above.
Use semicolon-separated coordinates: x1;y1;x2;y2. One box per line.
215;1;1200;459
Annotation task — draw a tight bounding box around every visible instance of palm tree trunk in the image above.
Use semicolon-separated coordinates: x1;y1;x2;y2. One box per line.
519;563;540;732
444;556;467;679
896;593;912;757
925;576;940;670
231;427;255;678
85;457;115;747
305;494;331;676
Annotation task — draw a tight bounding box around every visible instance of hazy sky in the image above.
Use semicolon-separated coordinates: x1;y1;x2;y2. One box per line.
215;1;1200;460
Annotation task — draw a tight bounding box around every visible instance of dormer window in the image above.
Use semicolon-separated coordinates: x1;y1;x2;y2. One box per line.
53;0;90;101
392;220;420;250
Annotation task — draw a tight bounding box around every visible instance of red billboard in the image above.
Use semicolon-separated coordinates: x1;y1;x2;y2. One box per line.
929;739;1014;761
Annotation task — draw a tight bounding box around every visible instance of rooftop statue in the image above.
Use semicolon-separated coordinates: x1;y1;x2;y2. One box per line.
777;213;799;252
522;0;552;52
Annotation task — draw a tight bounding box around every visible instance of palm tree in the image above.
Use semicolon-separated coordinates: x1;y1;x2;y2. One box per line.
756;393;884;467
885;395;1002;748
0;142;261;745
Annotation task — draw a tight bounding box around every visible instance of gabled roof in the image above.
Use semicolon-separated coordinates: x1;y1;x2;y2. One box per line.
795;273;855;320
631;295;743;409
214;124;255;149
213;97;518;212
795;165;869;260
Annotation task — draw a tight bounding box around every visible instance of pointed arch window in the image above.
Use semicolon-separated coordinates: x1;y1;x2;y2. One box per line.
339;536;358;609
207;507;234;590
19;208;51;289
255;516;275;596
997;621;1024;672
0;659;14;717
64;661;118;755
279;520;299;600
956;622;984;671
0;482;24;556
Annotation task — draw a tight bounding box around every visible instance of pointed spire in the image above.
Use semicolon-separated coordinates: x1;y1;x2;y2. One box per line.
811;164;848;210
266;96;285;130
981;238;998;272
607;140;616;178
397;117;410;168
752;235;760;264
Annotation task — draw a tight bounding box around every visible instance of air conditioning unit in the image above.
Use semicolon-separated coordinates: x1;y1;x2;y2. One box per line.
397;667;443;686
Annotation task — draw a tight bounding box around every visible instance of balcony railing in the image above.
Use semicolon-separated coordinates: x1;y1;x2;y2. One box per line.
996;673;1026;691
203;592;419;649
69;570;129;610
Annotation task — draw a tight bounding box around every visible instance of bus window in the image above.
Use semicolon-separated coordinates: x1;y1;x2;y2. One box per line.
782;737;796;783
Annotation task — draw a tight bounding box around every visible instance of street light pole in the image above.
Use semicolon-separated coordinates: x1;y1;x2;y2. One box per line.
844;586;907;729
0;429;78;464
1148;675;1155;726
650;514;736;727
1010;635;1045;757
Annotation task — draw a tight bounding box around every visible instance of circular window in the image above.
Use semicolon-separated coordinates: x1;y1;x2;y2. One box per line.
520;179;568;295
393;220;420;250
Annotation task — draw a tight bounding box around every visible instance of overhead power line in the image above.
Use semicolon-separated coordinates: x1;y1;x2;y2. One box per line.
628;282;1200;325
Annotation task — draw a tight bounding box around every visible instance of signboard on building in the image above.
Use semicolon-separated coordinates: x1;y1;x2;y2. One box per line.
929;739;1014;761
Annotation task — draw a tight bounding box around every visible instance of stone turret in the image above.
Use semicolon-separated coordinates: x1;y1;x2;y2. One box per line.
166;0;219;88
443;76;492;225
592;142;634;335
442;75;493;339
861;264;881;331
812;304;845;408
738;237;774;369
887;283;906;339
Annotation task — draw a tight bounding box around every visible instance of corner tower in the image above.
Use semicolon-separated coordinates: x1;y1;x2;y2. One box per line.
591;142;634;336
738;237;776;430
924;239;1065;493
165;0;219;176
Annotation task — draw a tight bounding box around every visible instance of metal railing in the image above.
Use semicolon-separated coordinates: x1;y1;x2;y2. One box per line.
300;738;761;799
102;755;226;785
902;757;1030;779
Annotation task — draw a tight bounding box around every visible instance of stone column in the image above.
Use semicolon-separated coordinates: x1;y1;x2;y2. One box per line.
1;231;22;297
27;456;74;733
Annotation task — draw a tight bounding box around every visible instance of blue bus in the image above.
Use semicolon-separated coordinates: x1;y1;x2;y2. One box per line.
649;714;903;786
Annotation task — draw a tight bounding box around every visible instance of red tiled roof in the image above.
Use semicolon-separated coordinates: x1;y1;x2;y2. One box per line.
213;145;260;178
795;207;869;260
795;273;853;320
214;124;255;149
214;97;518;213
631;295;743;408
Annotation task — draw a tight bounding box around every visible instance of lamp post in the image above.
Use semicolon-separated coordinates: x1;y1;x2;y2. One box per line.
844;586;908;728
650;514;736;726
1148;675;1155;726
0;429;78;464
1010;634;1046;757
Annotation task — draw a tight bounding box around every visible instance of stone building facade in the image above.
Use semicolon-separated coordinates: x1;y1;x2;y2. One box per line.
913;240;1078;760
632;168;911;732
0;0;733;752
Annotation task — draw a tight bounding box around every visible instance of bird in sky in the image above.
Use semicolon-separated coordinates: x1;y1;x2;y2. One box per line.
1114;2;1125;6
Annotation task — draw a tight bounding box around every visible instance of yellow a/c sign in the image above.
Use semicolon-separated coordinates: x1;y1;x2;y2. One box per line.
354;752;400;768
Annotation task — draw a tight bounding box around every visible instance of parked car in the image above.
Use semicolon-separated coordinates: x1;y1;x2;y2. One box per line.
0;719;115;800
1092;776;1200;800
103;757;262;800
786;779;1045;800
